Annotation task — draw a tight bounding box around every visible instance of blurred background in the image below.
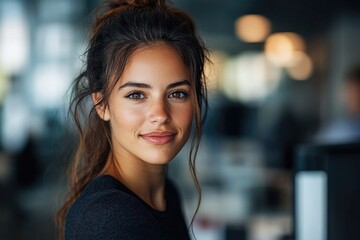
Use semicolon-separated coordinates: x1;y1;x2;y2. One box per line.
1;0;360;239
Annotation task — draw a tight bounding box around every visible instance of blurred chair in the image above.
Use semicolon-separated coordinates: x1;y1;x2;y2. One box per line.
294;142;360;240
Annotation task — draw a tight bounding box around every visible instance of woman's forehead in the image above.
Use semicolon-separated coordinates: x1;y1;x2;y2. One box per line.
114;44;191;85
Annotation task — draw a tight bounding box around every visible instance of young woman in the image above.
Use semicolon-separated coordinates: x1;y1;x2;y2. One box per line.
56;0;208;239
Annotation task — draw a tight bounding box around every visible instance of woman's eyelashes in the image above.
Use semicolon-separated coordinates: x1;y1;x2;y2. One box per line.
168;90;189;99
124;89;189;101
125;91;146;100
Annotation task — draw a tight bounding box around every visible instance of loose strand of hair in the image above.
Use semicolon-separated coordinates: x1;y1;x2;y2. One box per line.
188;97;204;239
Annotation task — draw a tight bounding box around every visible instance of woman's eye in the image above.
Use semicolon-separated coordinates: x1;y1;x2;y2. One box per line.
126;92;145;100
169;91;188;99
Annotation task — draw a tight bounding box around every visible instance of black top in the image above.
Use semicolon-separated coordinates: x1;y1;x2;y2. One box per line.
65;175;190;240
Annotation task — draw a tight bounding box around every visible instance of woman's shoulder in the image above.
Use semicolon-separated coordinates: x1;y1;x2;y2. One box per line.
67;175;146;212
65;175;162;240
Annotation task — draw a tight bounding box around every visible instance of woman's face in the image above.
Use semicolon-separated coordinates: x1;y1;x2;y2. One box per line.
99;44;194;165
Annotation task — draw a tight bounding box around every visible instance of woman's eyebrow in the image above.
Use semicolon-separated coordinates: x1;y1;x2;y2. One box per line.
118;80;190;90
167;80;190;89
118;82;151;90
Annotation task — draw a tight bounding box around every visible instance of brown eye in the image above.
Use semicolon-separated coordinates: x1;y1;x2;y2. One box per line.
169;91;188;99
126;92;145;100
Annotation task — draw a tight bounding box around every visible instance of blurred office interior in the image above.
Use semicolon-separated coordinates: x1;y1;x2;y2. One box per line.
1;0;360;239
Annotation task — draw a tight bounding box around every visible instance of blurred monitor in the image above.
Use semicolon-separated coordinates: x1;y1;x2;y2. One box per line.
294;142;360;240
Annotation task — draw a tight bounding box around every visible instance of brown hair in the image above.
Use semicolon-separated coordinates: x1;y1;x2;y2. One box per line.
56;0;208;238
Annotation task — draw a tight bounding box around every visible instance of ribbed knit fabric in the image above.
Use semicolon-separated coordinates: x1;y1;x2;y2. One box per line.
65;175;190;240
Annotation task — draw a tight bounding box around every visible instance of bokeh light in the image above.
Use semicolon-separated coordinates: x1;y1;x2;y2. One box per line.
286;51;313;80
0;1;29;74
235;14;271;43
222;52;281;102
204;51;229;91
264;32;306;67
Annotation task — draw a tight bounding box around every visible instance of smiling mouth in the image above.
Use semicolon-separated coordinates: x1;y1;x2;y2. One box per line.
140;131;176;145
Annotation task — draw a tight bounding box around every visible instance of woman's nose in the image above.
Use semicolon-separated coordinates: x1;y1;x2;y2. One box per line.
148;98;170;124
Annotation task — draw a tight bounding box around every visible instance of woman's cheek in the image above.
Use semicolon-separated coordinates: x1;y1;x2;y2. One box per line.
178;104;194;128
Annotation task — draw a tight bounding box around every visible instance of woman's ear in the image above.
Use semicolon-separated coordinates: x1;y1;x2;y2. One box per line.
92;92;110;121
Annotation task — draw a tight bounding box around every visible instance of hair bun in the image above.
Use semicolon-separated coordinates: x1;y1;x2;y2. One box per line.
109;0;167;9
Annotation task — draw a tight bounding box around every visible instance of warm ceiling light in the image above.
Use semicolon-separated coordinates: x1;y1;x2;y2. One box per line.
286;51;313;80
264;32;306;67
284;32;306;52
235;14;271;43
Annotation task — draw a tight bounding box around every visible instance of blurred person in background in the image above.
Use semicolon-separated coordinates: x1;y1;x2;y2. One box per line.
316;64;360;143
56;0;208;239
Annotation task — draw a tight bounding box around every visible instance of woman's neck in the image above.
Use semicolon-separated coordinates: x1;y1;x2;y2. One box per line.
101;152;168;211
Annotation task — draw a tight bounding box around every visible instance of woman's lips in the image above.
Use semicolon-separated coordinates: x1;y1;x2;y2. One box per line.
140;131;176;145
